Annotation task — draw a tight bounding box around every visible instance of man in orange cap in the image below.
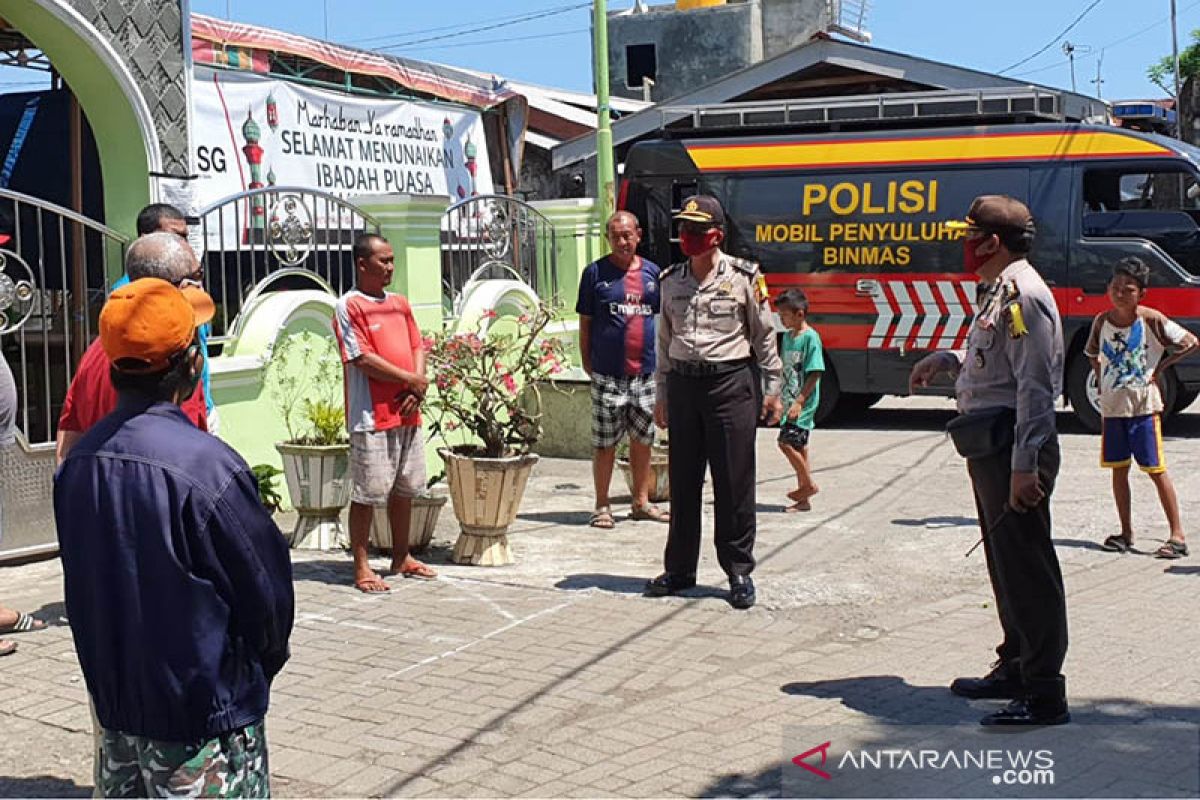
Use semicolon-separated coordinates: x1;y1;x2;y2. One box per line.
54;278;294;796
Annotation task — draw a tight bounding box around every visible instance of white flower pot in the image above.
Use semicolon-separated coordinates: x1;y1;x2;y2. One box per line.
276;442;351;550
369;494;448;554
439;448;538;566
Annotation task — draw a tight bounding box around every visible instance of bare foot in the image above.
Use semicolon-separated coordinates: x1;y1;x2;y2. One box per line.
787;486;819;503
353;573;390;593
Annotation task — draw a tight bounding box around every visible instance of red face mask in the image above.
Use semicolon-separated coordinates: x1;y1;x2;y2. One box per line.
962;235;993;274
679;229;723;257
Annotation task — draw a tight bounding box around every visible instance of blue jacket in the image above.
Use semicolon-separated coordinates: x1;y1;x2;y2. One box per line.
54;398;294;741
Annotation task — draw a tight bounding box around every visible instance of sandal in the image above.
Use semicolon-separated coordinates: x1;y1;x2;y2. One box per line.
398;560;437;580
353;575;390;593
630;503;670;523
1101;535;1131;553
0;611;45;635
589;506;615;529
1154;540;1189;560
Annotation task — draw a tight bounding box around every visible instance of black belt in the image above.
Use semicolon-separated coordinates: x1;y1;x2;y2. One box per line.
670;358;751;378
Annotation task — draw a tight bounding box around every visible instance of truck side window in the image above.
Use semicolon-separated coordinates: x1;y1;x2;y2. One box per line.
1083;166;1200;275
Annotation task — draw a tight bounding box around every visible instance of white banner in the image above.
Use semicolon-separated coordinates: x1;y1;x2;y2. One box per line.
191;67;492;213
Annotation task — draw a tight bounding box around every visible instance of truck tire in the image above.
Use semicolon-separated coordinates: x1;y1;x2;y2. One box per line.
1065;353;1101;433
838;392;884;413
814;364;841;425
1067;355;1180;432
1173;386;1200;415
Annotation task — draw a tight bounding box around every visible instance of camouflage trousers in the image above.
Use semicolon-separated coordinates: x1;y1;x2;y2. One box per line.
95;720;269;798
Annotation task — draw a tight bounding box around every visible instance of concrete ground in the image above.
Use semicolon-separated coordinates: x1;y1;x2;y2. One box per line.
1;396;1198;798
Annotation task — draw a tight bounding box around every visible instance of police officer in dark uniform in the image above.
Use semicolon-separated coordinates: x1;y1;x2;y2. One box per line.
645;196;783;610
910;195;1068;726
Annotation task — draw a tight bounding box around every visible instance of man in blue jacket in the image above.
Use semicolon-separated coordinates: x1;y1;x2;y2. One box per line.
55;277;294;797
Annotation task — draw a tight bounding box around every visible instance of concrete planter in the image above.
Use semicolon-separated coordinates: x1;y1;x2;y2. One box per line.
276;442;351;550
440;448;539;566
617;448;671;503
369;494;448;554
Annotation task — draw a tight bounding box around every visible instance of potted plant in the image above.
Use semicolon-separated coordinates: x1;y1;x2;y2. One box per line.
616;436;670;504
369;472;449;555
424;305;567;566
265;330;351;550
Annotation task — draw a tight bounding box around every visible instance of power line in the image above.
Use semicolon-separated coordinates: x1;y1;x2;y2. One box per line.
348;3;586;46
369;3;590;53
998;0;1104;75
393;27;590;53
1012;0;1200;78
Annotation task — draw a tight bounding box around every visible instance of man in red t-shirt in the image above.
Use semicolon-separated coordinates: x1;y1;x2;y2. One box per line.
333;233;433;592
56;229;208;464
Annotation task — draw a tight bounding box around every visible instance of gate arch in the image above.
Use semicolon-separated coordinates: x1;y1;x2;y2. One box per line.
3;0;165;234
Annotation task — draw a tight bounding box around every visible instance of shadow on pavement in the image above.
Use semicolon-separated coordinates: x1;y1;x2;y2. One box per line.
1053;538;1112;552
555;573;730;601
892;516;977;529
0;776;89;798
516;509;594;527
697;676;1200;797
1165;565;1200;576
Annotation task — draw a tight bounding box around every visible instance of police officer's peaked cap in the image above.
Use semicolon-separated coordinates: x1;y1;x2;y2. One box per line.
674;195;726;226
963;195;1036;238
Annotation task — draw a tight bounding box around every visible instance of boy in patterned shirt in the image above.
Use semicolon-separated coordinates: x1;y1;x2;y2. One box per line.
776;289;824;512
1086;257;1198;558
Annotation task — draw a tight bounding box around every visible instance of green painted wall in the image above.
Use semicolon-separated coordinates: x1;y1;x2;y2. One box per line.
5;0;152;237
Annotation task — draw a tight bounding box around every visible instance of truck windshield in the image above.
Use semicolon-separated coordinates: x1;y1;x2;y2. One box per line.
1082;164;1200;276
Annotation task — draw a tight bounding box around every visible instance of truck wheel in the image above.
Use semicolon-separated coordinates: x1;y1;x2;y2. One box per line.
838;392;883;413
814;365;841;425
1065;353;1101;433
1172;386;1199;414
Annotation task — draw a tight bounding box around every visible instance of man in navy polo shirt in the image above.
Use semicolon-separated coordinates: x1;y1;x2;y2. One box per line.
576;211;670;529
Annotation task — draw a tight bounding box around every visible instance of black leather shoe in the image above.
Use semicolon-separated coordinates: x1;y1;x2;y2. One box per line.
980;697;1070;727
644;573;696;597
950;661;1020;699
729;575;756;609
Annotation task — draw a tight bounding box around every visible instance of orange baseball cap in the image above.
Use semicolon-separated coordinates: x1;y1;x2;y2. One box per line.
100;278;215;374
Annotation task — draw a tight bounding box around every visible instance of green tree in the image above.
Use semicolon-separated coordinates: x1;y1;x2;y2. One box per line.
1148;29;1200;93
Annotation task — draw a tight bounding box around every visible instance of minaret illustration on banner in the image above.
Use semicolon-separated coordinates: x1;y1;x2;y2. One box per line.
242;108;266;236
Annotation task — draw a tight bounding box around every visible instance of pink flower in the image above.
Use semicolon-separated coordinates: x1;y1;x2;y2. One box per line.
518;314;530;323
502;374;517;394
482;309;497;319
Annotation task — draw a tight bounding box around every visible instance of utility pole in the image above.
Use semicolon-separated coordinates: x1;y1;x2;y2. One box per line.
1092;50;1104;100
593;0;615;225
1172;0;1182;128
1062;41;1077;93
323;0;329;39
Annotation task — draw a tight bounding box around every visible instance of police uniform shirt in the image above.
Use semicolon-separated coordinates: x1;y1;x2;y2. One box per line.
655;252;782;402
955;259;1064;472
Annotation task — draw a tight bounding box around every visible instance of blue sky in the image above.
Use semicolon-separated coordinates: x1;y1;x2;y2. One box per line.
182;0;1197;101
0;1;1191;103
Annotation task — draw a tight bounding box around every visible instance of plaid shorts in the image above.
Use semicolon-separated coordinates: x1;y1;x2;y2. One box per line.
350;427;427;506
590;373;656;449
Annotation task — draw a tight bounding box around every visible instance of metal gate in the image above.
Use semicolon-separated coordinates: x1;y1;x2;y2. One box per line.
441;194;556;314
0;189;129;561
195;186;381;344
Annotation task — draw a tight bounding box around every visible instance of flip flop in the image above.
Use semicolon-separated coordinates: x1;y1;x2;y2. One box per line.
354;576;391;593
785;500;812;513
0;612;45;635
398;561;438;580
1154;540;1189;560
1101;535;1131;553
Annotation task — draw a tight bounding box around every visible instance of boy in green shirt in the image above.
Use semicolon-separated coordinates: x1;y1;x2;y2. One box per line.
776;289;824;512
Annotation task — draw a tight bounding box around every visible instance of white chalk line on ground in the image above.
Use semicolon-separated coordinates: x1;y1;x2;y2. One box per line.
380;596;583;681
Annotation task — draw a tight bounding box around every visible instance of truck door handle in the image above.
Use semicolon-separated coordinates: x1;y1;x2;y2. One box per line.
855;280;880;297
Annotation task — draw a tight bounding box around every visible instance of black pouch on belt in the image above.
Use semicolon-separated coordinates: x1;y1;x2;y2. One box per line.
945;407;1016;459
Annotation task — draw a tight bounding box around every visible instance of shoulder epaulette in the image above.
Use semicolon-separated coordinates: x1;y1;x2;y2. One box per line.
726;256;760;276
660;261;687;280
